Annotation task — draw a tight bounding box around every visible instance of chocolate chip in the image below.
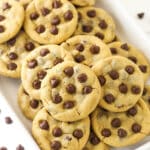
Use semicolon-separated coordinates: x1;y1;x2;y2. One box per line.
50;141;61;150
117;128;127;138
127;106;137;116
3;3;11;11
98;75;106;86
95;32;104;40
119;83;128;94
65;136;72;141
99;20;108;29
50;78;60;88
142;88;147;96
39;120;49;130
7;37;16;46
82;25;93;33
131;86;141;94
82;86;92;94
74;54;85;63
40;48;50;56
50;26;58;35
87;10;96;17
53;58;63;66
125;65;135;74
41;7;50;16
110;47;117;54
53;94;62;104
30;12;39;20
35;25;45;33
89;132;100;145
51;16;60;25
77;73;87;83
25;42;35;51
28;59;38;68
64;10;73;21
7;63;17;70
101;128;111;137
109;70;119;80
52;0;62;8
16;144;24;150
66;84;76;94
103;94;115;104
52;127;63;137
75;43;84;52
5;117;13;124
128;56;137;64
63;67;74;77
90;45;100;54
37;70;47;79
32;80;41;89
8;52;18;60
73;129;83;139
0;15;5;21
132;123;141;133
137;12;144;19
0;25;5;33
0;147;7;150
139;65;147;73
30;100;39;109
63;101;74;109
120;43;129;50
111;118;121;128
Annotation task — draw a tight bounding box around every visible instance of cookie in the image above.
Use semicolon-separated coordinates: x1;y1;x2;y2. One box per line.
91;99;150;147
32;108;90;150
15;0;32;9
0;0;24;43
92;56;144;112
74;7;116;43
61;35;111;67
142;85;150;110
108;42;150;81
18;85;43;120
0;30;39;78
68;0;95;6
83;129;109;150
21;45;73;100
41;61;101;122
24;0;78;44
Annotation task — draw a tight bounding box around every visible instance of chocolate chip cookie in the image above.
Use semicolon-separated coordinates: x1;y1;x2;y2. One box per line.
108;42;150;81
24;0;78;44
61;35;111;67
21;45;73;99
0;0;24;43
41;61;101;122
18;85;43;120
32;108;90;150
91;99;150;147
0;30;39;78
74;7;116;43
142;85;150;110
92;56;144;112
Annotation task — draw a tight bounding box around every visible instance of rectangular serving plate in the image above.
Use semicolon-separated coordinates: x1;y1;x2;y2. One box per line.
0;0;150;149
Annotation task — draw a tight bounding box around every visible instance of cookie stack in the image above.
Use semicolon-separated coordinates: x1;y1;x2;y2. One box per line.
0;0;150;150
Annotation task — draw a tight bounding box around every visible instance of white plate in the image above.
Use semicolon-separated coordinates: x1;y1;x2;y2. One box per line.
0;0;150;149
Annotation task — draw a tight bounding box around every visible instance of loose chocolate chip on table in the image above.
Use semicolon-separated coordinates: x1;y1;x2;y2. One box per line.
125;65;134;74
52;0;62;9
78;73;87;83
7;37;16;46
41;7;50;16
0;15;5;22
75;43;84;52
89;132;100;145
142;88;147;96
63;101;74;109
139;65;147;73
5;117;13;124
35;25;45;33
40;48;50;56
50;78;60;88
127;106;137;116
64;10;73;21
120;43;129;50
50;26;58;35
8;52;18;60
50;141;61;150
7;63;17;70
52;127;63;137
103;94;115;104
117;128;127;138
131;86;141;94
3;3;11;11
73;129;83;139
32;80;41;89
111;118;121;128
109;70;119;80
30;12;39;20
0;25;5;33
53;58;63;65
63;67;74;77
119;83;128;94
87;10;96;18
99;20;108;29
95;32;104;40
82;86;92;94
137;12;144;19
74;54;85;63
90;45;100;54
53;94;62;104
101;128;111;137
128;56;137;64
132;123;141;133
28;59;38;68
66;84;76;94
39;120;49;130
98;75;106;86
25;42;35;51
51;16;60;25
30;100;39;108
0;147;7;150
37;70;47;79
110;47;117;54
82;25;93;33
16;144;24;150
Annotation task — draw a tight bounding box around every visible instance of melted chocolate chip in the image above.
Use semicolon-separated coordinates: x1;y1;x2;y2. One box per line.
7;38;16;46
109;70;119;80
0;25;5;33
41;7;50;16
101;128;111;137
8;52;18;60
139;65;147;73
98;75;106;86
99;20;108;29
28;59;38;68
132;123;141;133
50;141;61;150
50;78;60;88
119;83;128;94
95;32;104;40
110;47;117;54
87;10;96;17
90;45;100;54
7;63;17;70
82;86;92;94
3;3;11;11
25;42;35;51
89;132;100;145
32;80;41;89
50;26;58;35
128;56;137;64
53;58;63;66
30;12;39;20
103;94;115;104
52;0;62;8
53;94;62;104
64;10;73;21
5;117;13;124
39;120;49;130
111;118;121;128
40;48;50;56
66;84;76;94
63;101;74;109
0;15;5;21
63;67;74;77
30;100;39;108
75;43;84;52
131;86;141;94
82;25;93;33
37;70;47;79
117;128;127;138
73;129;83;139
51;16;60;25
16;144;24;150
77;73;87;83
35;25;45;33
120;43;129;50
52;127;63;137
125;65;134;74
127;106;137;116
74;54;85;63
